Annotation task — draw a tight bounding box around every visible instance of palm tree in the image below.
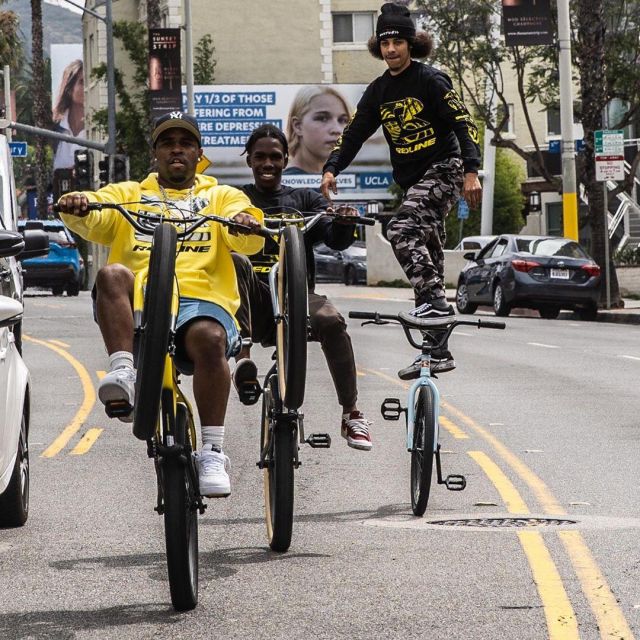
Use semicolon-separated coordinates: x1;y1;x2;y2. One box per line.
30;0;50;218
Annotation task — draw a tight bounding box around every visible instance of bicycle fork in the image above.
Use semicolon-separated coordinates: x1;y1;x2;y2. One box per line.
380;376;466;491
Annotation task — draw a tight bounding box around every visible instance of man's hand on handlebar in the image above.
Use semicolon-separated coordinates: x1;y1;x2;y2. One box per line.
57;193;90;217
229;211;262;235
321;171;337;201
327;204;360;225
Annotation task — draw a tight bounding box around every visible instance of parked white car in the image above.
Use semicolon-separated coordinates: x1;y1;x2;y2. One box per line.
0;132;48;526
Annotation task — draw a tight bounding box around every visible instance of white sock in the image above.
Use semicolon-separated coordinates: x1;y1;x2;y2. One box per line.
202;425;224;450
109;351;134;371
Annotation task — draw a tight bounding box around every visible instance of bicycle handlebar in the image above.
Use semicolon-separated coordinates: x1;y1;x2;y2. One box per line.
347;310;505;350
53;201;273;240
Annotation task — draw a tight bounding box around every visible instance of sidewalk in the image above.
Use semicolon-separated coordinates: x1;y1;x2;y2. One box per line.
320;284;640;325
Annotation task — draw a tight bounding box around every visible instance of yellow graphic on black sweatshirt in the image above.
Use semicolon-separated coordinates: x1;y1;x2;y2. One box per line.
443;90;480;144
380;97;434;154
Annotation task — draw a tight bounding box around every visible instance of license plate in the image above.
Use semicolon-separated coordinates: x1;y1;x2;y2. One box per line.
550;268;570;279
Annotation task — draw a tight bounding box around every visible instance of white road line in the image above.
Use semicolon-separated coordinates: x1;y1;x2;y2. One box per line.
619;354;640;361
527;342;560;349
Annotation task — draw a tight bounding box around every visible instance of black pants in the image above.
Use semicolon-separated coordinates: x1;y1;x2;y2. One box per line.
232;253;358;408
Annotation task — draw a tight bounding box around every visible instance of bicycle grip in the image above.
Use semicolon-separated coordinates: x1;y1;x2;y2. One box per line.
477;319;506;329
52;202;102;214
357;216;376;226
348;311;378;320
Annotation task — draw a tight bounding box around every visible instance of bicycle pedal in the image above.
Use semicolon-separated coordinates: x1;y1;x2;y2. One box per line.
104;399;133;419
444;474;466;491
380;398;405;421
305;432;331;448
238;381;262;405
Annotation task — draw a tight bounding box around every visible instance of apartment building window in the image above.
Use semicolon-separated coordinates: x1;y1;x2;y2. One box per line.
496;103;514;135
546;102;582;137
333;12;375;43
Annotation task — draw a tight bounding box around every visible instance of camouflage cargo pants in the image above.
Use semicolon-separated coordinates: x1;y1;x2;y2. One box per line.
386;157;464;304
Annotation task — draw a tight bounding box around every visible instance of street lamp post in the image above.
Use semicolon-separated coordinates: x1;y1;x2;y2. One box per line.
557;0;579;240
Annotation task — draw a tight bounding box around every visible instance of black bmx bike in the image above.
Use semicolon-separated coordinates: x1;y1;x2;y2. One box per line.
255;209;375;551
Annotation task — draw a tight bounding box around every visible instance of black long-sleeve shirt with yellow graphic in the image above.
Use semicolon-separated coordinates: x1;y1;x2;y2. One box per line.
323;61;481;191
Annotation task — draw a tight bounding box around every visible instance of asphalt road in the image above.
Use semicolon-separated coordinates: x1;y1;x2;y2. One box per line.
1;284;639;640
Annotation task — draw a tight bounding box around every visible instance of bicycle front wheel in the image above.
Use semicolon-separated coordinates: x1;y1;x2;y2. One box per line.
411;386;436;516
261;375;295;552
163;402;199;611
276;225;307;410
133;223;177;441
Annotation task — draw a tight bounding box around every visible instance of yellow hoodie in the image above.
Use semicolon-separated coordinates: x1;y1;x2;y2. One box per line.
60;173;264;320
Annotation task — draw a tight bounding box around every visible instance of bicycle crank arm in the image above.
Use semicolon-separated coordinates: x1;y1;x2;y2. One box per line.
305;433;331;448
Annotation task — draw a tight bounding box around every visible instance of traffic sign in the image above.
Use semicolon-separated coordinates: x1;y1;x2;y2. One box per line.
9;141;27;158
457;198;469;220
595;130;625;182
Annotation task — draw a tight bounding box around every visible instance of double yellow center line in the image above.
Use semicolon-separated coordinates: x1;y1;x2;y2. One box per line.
24;335;102;457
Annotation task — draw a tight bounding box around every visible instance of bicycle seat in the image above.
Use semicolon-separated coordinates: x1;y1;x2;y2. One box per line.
397;311;456;330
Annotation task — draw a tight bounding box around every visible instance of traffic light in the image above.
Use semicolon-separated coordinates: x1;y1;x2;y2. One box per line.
113;154;129;182
98;156;110;187
73;149;94;190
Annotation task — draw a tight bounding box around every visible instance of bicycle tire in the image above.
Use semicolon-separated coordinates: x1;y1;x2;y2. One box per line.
163;402;199;611
276;225;307;410
261;374;295;552
133;222;177;441
411;385;436;516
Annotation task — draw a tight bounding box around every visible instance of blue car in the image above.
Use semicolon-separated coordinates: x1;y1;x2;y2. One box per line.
17;219;84;296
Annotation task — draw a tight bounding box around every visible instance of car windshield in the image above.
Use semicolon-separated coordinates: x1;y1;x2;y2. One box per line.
515;238;588;259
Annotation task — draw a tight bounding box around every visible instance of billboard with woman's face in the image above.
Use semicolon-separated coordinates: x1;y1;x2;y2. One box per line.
189;84;393;196
50;43;84;171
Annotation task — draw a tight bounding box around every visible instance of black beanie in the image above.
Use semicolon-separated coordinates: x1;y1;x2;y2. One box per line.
376;3;416;43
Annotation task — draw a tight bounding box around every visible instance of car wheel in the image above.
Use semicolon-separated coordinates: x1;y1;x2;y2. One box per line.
66;282;80;296
455;282;477;314
493;282;511;317
578;304;598;321
0;412;29;527
51;285;64;296
539;305;560;319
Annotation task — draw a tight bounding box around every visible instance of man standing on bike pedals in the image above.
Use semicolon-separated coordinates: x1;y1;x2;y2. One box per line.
231;124;373;451
56;111;264;498
321;2;482;377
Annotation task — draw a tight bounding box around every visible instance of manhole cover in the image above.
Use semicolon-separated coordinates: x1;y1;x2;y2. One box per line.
429;517;577;528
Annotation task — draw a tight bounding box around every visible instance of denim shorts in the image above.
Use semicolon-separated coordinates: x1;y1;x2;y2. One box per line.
174;297;241;374
92;289;240;374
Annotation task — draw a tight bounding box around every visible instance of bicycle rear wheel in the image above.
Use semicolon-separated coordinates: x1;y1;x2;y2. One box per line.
133;223;177;441
411;386;436;516
163;401;199;611
276;225;307;410
261;374;295;552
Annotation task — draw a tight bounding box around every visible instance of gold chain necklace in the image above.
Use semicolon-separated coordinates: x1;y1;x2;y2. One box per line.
158;183;195;217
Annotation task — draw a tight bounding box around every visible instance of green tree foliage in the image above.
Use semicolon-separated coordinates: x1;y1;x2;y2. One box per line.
194;34;216;84
0;2;23;74
90;21;151;181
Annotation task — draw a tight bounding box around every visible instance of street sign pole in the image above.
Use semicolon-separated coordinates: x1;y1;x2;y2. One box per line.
594;129;624;310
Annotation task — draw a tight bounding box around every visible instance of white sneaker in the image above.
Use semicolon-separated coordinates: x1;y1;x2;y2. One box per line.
98;367;136;423
196;444;231;498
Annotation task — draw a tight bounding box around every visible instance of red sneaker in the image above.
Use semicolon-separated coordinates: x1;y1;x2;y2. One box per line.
341;411;373;451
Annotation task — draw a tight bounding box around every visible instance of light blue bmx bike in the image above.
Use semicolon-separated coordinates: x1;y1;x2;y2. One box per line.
349;311;505;516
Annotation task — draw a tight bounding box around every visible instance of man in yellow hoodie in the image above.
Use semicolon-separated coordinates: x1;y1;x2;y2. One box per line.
57;111;264;498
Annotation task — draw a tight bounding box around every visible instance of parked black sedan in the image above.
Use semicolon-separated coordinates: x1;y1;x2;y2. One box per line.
314;241;367;285
455;235;601;320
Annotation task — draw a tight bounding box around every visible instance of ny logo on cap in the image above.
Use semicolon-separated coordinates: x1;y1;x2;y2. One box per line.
169;111;183;119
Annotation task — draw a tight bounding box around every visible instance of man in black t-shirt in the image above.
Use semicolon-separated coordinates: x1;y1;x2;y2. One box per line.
321;2;482;377
232;124;373;451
